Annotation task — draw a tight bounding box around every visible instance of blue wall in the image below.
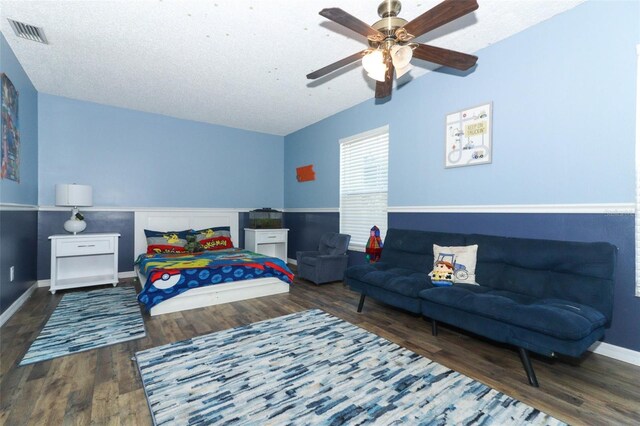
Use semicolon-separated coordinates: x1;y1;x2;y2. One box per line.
284;1;638;208
0;32;39;315
0;32;38;205
0;210;38;313
38;94;284;208
282;1;640;353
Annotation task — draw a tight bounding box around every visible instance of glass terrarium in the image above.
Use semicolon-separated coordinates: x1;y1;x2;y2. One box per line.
249;208;283;229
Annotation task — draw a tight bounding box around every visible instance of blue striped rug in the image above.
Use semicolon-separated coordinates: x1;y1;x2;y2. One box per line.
135;309;564;425
20;286;145;366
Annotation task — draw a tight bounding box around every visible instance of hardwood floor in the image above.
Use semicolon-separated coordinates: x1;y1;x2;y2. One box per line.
1;277;639;425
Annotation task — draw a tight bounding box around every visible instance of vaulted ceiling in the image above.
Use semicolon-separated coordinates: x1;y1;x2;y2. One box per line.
0;0;583;135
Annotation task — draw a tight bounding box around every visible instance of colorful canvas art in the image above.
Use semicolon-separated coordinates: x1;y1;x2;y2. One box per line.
1;73;20;181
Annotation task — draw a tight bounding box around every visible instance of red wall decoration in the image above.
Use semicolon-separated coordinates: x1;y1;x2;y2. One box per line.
296;165;316;182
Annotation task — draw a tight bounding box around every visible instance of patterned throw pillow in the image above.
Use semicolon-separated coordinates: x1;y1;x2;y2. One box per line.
429;244;478;285
144;229;190;254
191;227;234;251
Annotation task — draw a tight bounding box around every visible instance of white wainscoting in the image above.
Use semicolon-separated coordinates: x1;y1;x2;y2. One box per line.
283;203;634;214
0;203;39;211
387;203;634;214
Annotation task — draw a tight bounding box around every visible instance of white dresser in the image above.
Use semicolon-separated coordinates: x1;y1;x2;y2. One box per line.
49;233;121;294
244;228;289;262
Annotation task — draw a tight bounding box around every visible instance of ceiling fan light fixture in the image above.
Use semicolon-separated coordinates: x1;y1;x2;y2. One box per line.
368;69;387;82
362;49;385;74
307;0;480;99
395;63;412;78
391;44;412;69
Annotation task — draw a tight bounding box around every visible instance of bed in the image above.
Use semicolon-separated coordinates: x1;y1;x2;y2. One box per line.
134;210;291;316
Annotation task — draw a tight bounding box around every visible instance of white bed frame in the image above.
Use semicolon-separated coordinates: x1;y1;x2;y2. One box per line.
134;210;289;316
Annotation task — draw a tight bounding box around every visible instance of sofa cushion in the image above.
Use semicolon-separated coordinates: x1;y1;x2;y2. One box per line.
380;229;466;272
345;262;430;298
344;262;384;281
419;286;606;340
467;234;616;324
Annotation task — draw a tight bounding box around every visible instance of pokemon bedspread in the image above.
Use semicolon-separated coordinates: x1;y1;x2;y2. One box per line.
136;249;294;311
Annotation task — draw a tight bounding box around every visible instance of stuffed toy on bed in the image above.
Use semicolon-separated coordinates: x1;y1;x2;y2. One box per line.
184;234;204;253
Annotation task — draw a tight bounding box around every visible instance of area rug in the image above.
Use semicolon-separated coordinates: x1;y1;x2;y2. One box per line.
20;286;146;366
135;309;564;425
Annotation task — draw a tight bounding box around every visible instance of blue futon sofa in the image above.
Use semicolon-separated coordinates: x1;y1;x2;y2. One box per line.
344;228;617;386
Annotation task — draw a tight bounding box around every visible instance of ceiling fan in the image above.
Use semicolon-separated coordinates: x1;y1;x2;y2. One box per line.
306;0;479;99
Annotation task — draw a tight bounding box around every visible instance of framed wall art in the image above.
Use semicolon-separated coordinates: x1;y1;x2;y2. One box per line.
296;164;316;182
1;73;20;182
445;102;492;168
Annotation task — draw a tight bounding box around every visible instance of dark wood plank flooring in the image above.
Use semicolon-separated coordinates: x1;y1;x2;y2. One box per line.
1;276;639;425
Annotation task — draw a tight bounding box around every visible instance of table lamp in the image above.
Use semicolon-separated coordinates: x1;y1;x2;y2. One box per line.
55;184;93;234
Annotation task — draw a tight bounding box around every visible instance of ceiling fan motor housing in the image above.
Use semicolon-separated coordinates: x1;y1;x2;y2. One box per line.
371;1;408;45
378;0;402;18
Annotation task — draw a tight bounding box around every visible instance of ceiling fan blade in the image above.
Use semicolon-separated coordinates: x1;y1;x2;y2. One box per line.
401;0;478;40
375;60;394;99
412;44;477;70
319;8;384;41
306;50;368;80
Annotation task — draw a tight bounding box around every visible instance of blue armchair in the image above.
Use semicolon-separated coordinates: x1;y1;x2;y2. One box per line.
296;233;351;284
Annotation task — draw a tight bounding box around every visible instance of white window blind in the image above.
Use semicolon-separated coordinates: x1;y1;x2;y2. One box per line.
340;125;389;251
635;44;640;297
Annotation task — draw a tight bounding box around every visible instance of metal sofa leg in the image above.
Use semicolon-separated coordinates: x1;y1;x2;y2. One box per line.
432;319;438;336
357;294;366;313
518;347;539;387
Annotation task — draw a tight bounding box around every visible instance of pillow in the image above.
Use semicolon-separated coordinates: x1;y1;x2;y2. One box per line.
191;227;234;251
429;244;478;285
144;229;190;254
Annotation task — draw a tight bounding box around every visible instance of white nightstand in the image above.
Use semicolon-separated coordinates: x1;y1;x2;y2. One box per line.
49;233;121;294
244;228;289;262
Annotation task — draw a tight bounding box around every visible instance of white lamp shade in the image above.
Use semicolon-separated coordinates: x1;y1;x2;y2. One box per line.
367;69;387;82
362;50;384;74
56;184;93;207
391;45;413;69
395;63;413;78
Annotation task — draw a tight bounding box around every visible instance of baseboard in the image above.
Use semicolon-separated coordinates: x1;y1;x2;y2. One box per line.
589;341;640;366
118;271;137;279
37;271;137;288
287;258;297;266
0;282;37;327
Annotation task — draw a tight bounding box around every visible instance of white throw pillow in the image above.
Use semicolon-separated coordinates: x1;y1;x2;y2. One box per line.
431;244;478;285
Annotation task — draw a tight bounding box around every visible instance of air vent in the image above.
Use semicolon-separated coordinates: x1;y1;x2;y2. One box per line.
7;19;47;44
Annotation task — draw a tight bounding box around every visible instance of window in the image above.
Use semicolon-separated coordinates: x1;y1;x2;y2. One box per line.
340;125;389;251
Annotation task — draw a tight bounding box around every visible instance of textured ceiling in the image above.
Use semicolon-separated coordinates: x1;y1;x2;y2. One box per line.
0;0;583;136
